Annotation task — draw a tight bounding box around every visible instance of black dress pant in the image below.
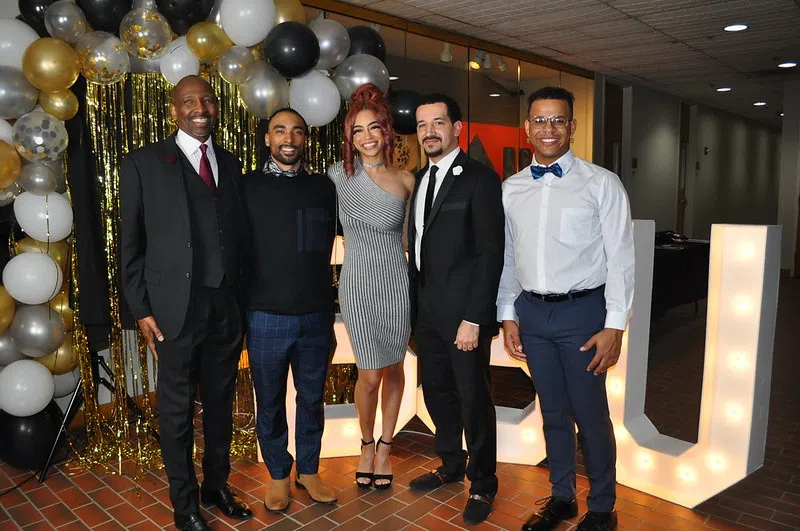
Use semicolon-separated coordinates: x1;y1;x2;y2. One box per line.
155;285;243;521
414;286;498;496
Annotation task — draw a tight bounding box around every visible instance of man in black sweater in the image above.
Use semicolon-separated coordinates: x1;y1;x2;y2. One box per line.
242;108;337;511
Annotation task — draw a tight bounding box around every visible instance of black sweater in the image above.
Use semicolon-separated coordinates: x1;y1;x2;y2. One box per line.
242;168;336;314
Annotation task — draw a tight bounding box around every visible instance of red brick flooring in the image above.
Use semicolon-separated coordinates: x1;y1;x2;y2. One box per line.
2;279;800;530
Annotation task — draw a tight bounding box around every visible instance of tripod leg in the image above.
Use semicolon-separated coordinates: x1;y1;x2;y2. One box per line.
39;382;85;483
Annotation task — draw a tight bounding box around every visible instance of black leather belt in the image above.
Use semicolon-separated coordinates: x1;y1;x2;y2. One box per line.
529;284;604;303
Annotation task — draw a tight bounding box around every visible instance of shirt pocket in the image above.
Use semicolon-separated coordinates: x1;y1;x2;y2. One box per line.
300;207;332;252
559;207;595;245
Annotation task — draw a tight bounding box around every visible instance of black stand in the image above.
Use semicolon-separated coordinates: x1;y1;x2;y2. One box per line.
39;350;160;482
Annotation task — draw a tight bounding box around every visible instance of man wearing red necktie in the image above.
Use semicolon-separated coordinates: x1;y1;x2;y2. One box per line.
120;75;252;531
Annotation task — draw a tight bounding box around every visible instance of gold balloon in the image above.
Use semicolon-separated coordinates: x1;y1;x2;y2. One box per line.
274;0;306;24
0;140;21;189
48;290;74;332
0;286;15;335
186;22;233;62
22;38;81;93
14;237;70;274
38;90;80;121
36;336;77;375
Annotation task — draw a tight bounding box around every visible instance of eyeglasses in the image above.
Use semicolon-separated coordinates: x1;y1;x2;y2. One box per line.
528;115;571;129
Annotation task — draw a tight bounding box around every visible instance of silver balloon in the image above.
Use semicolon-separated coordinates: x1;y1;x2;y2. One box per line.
239;62;289;119
133;0;157;9
18;163;58;195
309;18;350;70
129;54;162;73
9;305;66;358
0;66;39;120
45;0;89;44
0;181;23;207
53;367;80;398
0;334;24;366
42;159;67;193
12;111;69;163
217;46;255;85
332;54;390;100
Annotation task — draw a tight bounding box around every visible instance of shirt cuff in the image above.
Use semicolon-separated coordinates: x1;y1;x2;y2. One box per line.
497;305;518;322
463;320;479;327
604;311;628;331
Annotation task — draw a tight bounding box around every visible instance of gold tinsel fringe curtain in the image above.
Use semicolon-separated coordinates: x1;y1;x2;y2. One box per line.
76;73;348;472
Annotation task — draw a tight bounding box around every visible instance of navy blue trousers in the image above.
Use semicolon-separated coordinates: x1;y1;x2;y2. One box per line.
246;310;333;480
515;289;616;512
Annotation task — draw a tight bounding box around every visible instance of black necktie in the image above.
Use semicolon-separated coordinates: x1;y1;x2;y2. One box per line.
423;165;438;227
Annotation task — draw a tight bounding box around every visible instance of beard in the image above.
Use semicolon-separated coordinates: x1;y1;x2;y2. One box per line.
271;144;303;166
422;136;443;158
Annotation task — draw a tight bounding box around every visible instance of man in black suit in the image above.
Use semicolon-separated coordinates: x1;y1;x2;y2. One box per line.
120;75;252;531
407;94;505;525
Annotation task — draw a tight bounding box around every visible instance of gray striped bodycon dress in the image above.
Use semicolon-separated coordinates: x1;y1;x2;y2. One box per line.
327;160;410;370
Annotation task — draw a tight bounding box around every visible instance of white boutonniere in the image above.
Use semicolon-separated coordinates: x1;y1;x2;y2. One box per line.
452;166;463;176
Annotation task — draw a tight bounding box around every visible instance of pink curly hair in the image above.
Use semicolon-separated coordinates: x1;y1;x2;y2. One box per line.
343;83;394;177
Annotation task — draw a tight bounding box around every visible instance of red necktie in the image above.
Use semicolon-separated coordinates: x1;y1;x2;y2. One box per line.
198;144;216;192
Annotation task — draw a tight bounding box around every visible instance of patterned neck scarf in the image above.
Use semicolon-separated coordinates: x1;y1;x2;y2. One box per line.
263;157;304;178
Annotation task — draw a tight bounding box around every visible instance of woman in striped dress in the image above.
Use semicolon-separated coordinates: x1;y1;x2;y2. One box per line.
327;84;414;489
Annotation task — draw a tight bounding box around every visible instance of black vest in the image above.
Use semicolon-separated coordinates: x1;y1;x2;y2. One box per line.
179;152;236;288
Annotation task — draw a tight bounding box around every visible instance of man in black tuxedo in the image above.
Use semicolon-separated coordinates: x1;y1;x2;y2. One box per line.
120;75;252;531
407;94;505;525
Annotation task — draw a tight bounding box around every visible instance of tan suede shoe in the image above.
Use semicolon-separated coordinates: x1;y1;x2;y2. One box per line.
296;473;337;503
264;477;290;512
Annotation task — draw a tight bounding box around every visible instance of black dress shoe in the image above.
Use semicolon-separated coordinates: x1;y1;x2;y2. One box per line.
522;497;578;531
200;485;253;520
463;493;494;525
576;511;618;530
408;468;465;491
175;513;211;531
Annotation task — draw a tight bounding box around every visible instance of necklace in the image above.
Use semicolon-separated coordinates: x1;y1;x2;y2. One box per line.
361;160;384;169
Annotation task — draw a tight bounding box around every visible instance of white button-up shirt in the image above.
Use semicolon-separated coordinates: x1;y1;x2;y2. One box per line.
175;129;218;185
496;150;634;330
413;147;461;271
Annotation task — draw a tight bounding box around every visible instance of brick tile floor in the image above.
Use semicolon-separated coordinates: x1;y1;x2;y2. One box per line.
3;279;800;530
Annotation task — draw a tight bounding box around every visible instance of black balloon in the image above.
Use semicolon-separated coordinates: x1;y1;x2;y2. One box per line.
263;22;320;79
75;0;132;35
347;26;386;62
0;401;64;471
156;0;215;36
18;0;56;37
389;90;422;135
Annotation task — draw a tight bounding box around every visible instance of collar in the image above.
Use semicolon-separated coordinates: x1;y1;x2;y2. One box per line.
262;157;305;178
426;147;461;177
175;129;213;157
533;149;574;175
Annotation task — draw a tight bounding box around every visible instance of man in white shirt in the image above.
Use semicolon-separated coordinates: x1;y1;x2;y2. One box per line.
498;87;634;531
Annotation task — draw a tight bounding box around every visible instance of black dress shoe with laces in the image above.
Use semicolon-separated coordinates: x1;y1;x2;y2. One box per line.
576;511;618;530
175;512;211;531
200;485;253;520
522;497;579;531
463;493;494;524
408;468;465;491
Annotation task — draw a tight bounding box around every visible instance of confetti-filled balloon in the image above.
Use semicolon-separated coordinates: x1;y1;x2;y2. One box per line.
11;111;68;162
77;31;131;85
119;8;172;60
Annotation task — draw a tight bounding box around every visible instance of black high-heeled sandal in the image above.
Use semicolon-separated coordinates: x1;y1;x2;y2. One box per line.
355;439;375;489
373;437;394;490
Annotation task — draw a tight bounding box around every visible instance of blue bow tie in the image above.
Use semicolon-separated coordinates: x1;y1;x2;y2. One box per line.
531;163;563;179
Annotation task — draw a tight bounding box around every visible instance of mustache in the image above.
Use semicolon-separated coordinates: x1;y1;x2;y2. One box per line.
423;136;441;142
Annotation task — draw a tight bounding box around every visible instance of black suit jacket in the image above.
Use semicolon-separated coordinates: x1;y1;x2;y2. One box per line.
408;150;505;340
119;134;248;340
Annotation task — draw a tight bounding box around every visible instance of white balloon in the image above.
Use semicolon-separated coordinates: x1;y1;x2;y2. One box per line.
220;0;276;47
0;19;40;69
53;367;80;398
0;359;55;416
2;253;63;305
289;70;341;127
0;118;12;144
13;192;73;242
159;37;200;86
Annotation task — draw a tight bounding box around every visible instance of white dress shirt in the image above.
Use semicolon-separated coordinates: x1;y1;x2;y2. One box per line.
496;150;634;330
175;129;218;185
414;147;461;271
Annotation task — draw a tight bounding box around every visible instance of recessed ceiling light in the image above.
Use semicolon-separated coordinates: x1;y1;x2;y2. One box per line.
716;87;731;92
488;93;501;97
778;61;797;68
780;112;785;117
469;52;482;70
753;101;767;106
389;76;399;81
724;23;748;32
